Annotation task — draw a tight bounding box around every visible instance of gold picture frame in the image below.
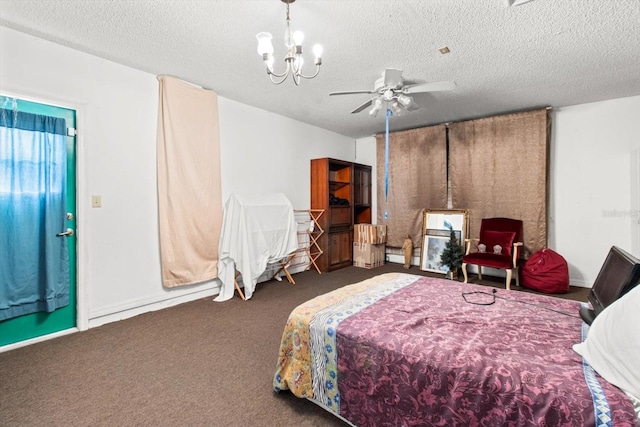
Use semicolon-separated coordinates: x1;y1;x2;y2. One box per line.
420;209;469;273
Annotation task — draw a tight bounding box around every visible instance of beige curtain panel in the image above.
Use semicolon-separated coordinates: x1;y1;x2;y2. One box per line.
156;75;223;287
376;125;448;248
449;108;550;258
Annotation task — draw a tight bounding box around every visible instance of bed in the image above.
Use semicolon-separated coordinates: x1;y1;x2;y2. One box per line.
273;273;639;426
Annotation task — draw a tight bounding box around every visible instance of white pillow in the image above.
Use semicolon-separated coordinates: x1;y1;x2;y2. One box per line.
573;284;640;399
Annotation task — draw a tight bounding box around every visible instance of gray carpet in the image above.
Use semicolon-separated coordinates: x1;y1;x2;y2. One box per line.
0;263;589;426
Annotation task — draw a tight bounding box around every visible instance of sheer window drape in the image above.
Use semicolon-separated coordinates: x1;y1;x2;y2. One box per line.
449;109;550;257
376;125;448;248
0;107;69;321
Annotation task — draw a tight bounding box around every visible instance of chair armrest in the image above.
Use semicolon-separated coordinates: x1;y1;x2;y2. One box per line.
512;241;523;266
464;238;479;255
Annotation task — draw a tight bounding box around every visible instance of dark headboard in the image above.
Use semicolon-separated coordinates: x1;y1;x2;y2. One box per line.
580;246;640;325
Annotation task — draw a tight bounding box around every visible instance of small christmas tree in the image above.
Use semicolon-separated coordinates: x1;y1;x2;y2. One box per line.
440;227;464;277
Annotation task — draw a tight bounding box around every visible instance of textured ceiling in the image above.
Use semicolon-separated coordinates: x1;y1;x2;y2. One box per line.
1;0;639;138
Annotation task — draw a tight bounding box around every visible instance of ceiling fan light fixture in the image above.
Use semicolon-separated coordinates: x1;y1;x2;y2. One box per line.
397;94;413;108
391;101;404;116
256;0;322;86
383;89;395;101
369;97;383;116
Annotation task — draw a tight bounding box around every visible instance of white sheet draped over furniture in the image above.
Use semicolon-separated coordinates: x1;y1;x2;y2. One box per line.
215;193;298;301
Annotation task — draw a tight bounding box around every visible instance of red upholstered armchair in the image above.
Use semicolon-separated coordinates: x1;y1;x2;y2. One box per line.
462;218;524;290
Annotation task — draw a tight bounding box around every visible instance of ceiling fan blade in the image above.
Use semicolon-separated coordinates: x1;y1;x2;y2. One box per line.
404;81;456;94
330;90;375;96
383;68;404;88
351;99;373;114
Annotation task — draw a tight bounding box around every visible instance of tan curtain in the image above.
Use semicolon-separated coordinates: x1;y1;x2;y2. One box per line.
449;109;550;258
377;125;447;248
156;75;223;287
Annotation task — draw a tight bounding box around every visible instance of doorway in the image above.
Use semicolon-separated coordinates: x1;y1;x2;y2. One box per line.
0;95;77;346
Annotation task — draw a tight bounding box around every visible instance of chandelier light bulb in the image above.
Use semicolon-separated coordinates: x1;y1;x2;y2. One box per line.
293;30;304;46
312;44;323;58
256;32;274;56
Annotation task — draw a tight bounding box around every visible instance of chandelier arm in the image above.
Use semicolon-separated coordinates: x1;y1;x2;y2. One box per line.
267;68;289;79
290;57;301;75
266;60;293;79
295;65;321;80
292;72;301;86
268;71;291;85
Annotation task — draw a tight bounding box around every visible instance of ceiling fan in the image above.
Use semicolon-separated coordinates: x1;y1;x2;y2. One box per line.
329;68;456;116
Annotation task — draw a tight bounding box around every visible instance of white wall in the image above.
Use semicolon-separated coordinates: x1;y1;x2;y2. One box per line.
218;98;356;208
0;26;361;332
549;95;640;286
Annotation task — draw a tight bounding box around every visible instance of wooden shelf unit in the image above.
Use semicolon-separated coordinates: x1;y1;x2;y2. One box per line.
310;158;372;272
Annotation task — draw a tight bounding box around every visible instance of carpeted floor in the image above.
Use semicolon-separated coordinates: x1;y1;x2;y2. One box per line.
0;263;589;426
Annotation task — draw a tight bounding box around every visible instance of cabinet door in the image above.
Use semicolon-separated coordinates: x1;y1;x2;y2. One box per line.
329;232;343;266
354;166;371;206
329;230;352;267
330;206;351;227
338;231;352;264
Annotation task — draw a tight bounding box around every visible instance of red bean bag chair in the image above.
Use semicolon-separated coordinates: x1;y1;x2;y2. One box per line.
520;248;569;293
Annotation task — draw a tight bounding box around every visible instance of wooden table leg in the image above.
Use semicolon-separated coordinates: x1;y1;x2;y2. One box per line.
234;271;246;300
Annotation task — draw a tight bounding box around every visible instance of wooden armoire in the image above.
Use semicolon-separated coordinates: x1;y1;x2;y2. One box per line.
310;158;372;271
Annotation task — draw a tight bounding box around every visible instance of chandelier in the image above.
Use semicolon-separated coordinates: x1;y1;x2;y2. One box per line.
256;0;323;85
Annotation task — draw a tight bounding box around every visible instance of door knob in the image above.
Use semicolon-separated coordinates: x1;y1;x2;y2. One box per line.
56;228;74;237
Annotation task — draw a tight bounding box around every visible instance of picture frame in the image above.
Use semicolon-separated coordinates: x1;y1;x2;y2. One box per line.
421;235;450;273
420;209;469;273
425;228;462;241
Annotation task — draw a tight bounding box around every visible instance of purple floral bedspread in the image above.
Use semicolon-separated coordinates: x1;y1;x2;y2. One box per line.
335;275;636;426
